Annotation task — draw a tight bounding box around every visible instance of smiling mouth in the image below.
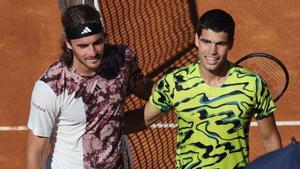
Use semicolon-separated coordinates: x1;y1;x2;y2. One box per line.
87;53;103;61
205;56;219;64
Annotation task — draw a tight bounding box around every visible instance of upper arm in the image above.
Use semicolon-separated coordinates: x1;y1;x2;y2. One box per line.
253;75;276;119
144;101;164;127
125;48;155;100
28;81;58;137
257;113;278;138
253;76;282;152
257;113;282;152
144;75;174;126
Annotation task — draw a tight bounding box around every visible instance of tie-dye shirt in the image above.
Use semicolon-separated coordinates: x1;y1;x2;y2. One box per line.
28;45;142;169
150;62;276;169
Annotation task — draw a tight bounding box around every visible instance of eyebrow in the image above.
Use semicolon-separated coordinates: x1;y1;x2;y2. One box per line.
200;38;228;45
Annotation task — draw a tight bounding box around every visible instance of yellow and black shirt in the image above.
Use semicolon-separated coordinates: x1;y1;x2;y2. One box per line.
150;62;276;169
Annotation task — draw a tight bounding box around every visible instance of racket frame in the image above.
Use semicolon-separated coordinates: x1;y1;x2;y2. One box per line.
235;53;289;102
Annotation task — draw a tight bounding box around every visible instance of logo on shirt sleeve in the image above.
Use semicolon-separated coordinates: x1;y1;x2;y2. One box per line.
32;102;46;112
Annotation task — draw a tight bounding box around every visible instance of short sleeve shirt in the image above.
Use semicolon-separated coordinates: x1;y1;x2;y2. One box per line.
150;62;276;169
28;45;143;169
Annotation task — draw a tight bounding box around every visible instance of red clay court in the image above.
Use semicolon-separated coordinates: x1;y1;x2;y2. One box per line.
0;1;299;168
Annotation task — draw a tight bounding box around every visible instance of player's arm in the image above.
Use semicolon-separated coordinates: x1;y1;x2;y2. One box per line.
124;106;147;134
257;113;282;152
123;49;155;133
124;79;163;134
124;100;164;133
26;81;57;168
26;129;49;169
124;99;164;134
144;101;164;127
125;46;155;101
130;77;155;100
123;77;155;134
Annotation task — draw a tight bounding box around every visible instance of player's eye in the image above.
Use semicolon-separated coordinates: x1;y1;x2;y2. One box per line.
94;38;106;45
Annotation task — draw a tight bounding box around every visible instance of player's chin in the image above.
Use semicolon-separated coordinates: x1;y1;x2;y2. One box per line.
204;63;222;71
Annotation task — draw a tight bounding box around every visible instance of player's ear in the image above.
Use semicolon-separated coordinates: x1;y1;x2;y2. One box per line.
228;39;234;50
195;33;200;48
103;32;108;44
65;39;73;50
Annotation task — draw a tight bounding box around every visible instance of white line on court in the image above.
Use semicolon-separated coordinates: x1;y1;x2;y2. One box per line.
150;121;300;128
1;121;300;131
0;126;28;131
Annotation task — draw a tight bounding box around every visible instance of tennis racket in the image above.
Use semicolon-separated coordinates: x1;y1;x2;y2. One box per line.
235;53;289;102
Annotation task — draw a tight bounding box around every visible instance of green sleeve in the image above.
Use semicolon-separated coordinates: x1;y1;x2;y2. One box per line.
253;75;276;120
149;73;174;113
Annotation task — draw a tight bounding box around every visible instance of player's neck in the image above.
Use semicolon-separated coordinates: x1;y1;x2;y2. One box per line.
199;61;231;87
72;58;98;77
72;64;96;77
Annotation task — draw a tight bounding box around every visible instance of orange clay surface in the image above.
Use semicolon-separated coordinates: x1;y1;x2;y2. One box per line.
0;1;299;168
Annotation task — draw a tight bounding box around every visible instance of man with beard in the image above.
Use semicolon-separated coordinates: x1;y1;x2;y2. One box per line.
26;4;153;169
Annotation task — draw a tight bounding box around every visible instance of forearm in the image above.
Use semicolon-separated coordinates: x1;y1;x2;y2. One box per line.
26;130;48;169
124;102;164;134
262;130;282;152
124;106;147;134
26;154;44;169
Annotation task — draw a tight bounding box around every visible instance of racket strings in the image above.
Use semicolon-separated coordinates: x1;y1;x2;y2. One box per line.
239;57;287;100
252;58;286;86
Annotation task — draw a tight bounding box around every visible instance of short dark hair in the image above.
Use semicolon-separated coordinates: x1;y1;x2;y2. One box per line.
59;5;102;67
196;9;235;42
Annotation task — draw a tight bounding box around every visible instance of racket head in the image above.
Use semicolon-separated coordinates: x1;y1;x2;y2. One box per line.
235;53;289;102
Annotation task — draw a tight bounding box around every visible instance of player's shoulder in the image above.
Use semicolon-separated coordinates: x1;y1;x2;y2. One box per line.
232;63;263;81
234;63;258;75
165;62;197;75
36;61;69;96
162;63;198;82
41;61;66;79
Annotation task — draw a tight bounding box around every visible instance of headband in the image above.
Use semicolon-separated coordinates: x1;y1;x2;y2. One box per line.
64;22;103;40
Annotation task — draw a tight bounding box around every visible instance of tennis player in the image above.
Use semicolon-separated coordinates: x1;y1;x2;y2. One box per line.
26;4;153;169
144;9;282;168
